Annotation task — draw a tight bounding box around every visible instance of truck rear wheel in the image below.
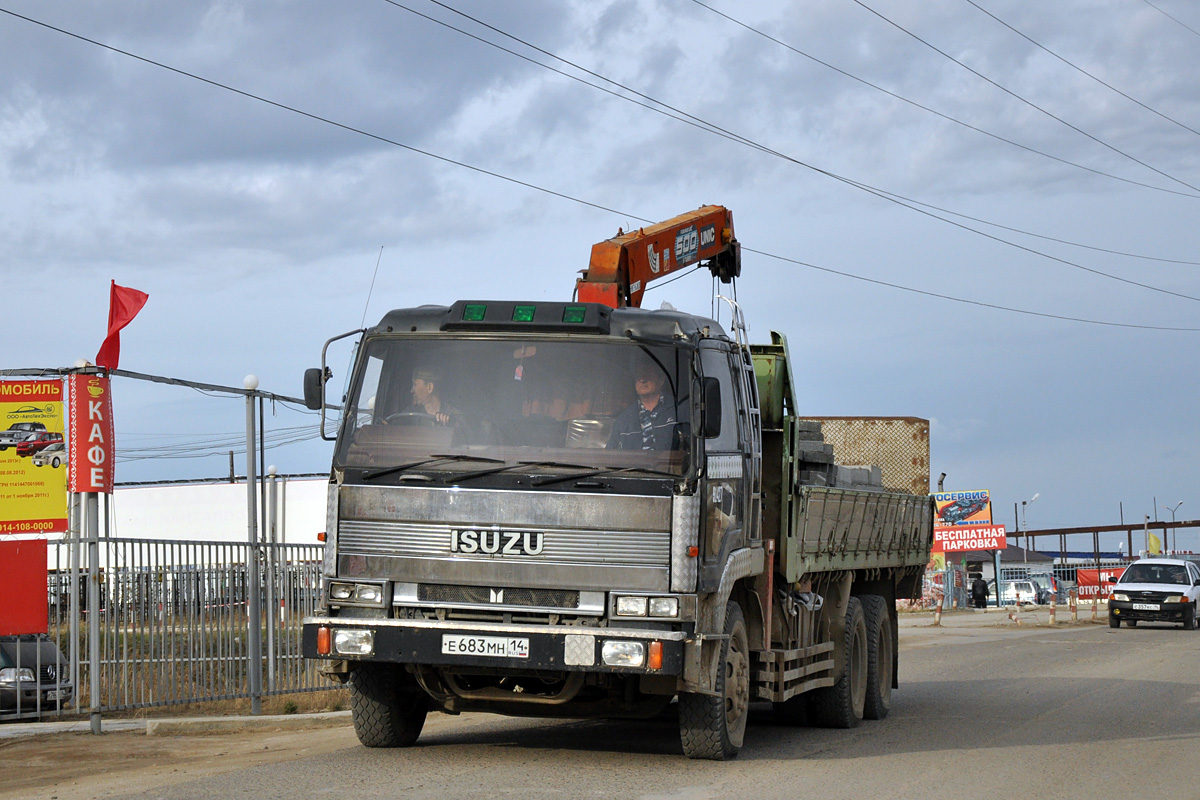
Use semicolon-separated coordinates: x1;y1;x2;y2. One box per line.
349;663;429;748
860;595;893;721
679;602;749;760
808;596;867;728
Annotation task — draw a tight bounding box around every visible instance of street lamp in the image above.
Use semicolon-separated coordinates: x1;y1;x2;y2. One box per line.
1021;493;1039;562
1160;500;1183;552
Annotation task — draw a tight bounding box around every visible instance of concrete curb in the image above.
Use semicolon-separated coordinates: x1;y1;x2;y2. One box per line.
146;710;352;736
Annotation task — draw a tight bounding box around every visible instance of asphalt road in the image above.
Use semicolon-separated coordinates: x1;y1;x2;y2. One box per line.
5;611;1199;799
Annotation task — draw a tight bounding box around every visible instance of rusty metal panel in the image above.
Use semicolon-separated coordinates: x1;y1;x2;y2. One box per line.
801;417;930;495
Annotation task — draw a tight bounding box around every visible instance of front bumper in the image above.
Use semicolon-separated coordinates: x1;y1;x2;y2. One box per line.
0;684;73;712
1109;600;1192;624
302;616;685;675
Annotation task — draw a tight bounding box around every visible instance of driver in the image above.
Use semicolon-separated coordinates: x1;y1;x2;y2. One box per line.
607;363;677;450
406;367;462;426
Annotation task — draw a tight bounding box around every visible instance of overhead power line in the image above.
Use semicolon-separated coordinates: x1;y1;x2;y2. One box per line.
386;1;1200;298
1141;0;1200;38
743;247;1200;331
687;0;1199;200
848;0;1200;193
963;0;1200;137
1;6;1196;332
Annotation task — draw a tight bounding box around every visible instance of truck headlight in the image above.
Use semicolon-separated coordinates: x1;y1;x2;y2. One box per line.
1165;595;1185;604
601;640;645;667
615;596;647;616
1110;593;1129;602
333;629;375;656
354;584;383;604
328;581;386;607
648;597;679;617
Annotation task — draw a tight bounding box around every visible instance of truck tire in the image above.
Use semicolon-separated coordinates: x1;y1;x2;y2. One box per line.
808;596;867;729
349;663;429;748
1108;614;1120;628
1182;604;1196;631
679;602;749;760
860;595;893;721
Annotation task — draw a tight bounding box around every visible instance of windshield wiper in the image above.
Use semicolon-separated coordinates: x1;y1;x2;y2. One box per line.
531;465;679;487
362;454;504;482
444;459;595;485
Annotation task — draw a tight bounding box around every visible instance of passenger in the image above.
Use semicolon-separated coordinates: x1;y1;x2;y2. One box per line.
607;363;677;450
406;367;462;427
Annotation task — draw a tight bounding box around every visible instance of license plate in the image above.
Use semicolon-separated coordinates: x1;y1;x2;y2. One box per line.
45;690;64;701
441;634;529;658
1132;603;1159;611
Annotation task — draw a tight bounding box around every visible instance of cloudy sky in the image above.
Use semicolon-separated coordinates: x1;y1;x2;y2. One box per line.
2;0;1198;548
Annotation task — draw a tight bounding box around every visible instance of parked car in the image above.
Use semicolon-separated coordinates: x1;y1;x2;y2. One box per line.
987;579;1038;606
0;421;47;450
31;441;66;468
15;431;63;458
0;634;73;716
1108;557;1200;630
1026;573;1060;604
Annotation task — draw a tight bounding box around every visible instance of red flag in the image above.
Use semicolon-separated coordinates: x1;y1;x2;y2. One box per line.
95;280;149;370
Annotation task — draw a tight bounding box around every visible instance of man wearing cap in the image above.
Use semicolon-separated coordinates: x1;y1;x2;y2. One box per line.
607;365;677;450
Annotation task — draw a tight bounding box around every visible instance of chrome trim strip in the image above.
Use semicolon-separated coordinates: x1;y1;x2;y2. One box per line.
304;616;687;641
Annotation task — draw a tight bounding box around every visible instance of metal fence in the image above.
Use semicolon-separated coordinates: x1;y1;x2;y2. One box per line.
2;536;330;722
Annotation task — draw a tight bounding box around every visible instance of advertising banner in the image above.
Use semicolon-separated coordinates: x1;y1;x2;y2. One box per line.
933;524;1008;553
933;490;992;528
1076;567;1127;600
0;379;67;534
0;538;49;635
68;374;116;494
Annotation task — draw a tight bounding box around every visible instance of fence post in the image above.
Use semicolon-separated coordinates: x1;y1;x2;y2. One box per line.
244;378;263;716
266;466;278;693
85;492;102;735
1069;589;1078;623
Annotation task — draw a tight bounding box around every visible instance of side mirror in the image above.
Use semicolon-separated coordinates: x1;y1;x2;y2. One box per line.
303;367;327;411
701;377;722;439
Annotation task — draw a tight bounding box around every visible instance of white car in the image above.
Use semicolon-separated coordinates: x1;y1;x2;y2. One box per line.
1108;558;1200;630
31;441;66;468
987;579;1038;606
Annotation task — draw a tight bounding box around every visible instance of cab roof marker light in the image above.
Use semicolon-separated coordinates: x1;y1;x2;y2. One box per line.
512;305;536;322
562;306;587;323
462;303;487;321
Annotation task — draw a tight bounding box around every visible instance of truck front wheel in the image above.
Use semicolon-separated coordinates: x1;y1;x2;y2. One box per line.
808;596;867;728
679;602;749;760
349;662;429;748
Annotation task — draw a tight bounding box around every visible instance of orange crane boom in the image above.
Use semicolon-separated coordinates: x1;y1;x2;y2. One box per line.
576;205;740;308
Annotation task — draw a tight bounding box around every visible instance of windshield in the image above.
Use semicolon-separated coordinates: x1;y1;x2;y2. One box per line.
1120;563;1191;585
334;336;694;476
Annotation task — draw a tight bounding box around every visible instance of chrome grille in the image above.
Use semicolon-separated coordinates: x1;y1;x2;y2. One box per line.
418;584;580;609
339;520;670;565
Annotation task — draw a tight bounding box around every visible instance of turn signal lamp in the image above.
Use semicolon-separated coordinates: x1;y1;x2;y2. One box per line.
316;626;331;655
648;641;663;670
